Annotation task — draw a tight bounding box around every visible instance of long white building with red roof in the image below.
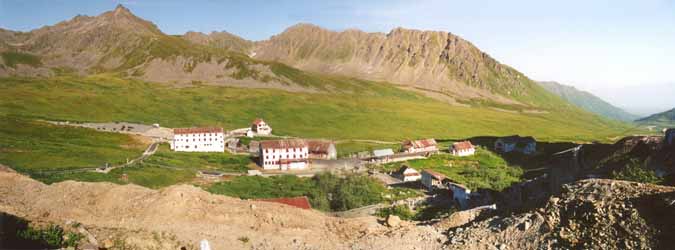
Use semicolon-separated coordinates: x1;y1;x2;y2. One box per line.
259;139;309;170
171;127;225;152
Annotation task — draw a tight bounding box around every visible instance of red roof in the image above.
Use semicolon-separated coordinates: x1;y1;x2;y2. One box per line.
173;127;223;135
257;196;312;209
260;139;307;149
422;169;446;180
306;140;334;154
453;141;475;150
404;139;438;149
252;118;266;125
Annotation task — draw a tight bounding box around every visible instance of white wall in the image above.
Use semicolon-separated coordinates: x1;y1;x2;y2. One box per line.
261;146;309;170
172;132;225;152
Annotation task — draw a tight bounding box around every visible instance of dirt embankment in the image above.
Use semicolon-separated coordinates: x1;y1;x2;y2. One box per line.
0;170;444;250
2;166;674;250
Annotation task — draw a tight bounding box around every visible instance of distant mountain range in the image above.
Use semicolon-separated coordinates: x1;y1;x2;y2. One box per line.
537;81;639;122
636;108;675;128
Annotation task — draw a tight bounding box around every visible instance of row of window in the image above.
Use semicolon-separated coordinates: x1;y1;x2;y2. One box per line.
264;148;305;153
175;138;222;142
181;144;223;149
265;153;307;160
176;133;222;137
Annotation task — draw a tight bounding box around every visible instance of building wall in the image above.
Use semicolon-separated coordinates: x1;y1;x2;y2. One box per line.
260;146;309;170
252;123;272;135
172;132;225;152
452;148;475;157
421;174;441;190
402;168;421;182
403;175;421;182
405;146;438;154
449;185;471;209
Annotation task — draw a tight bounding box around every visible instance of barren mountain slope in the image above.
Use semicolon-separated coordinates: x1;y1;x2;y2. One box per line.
0;170;444;250
0;6;357;92
182;31;253;54
253;24;559;107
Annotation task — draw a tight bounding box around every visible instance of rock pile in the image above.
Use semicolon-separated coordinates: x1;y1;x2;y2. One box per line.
442;179;675;250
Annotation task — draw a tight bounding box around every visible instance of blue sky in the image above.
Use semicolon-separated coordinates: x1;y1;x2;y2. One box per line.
1;0;674;115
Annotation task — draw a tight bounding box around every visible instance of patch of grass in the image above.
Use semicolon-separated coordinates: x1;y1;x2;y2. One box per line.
611;158;663;184
143;144;252;173
0;116;146;172
1;51;42;68
376;205;415;220
380;148;523;191
207;173;388;212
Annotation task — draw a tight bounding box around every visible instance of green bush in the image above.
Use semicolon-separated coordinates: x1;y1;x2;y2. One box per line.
207;173;386;211
1;51;42;68
376;205;415;220
611;158;663;184
16;224;82;248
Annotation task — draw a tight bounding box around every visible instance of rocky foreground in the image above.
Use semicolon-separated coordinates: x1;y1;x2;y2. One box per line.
0;166;673;250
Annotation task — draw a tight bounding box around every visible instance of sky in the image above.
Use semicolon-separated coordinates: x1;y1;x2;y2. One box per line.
1;0;674;115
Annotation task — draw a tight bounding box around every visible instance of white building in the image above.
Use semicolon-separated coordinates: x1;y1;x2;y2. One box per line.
171;127;225;152
251;118;272;136
402;139;438;154
421;169;446;190
260;139;309;170
447;182;472;209
495;135;536;155
451;141;476;157
396;165;421;182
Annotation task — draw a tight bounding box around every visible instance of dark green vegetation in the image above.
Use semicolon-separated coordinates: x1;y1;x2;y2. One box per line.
637;108;675;128
0;51;42;68
0;213;83;249
0;75;632;142
0;117;145;172
207;173;390;212
376;204;457;221
611;159;663;184
538;81;638;122
380;147;523;191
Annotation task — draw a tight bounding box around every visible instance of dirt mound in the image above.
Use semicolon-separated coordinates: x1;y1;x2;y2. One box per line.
444;179;675;250
0;171;444;250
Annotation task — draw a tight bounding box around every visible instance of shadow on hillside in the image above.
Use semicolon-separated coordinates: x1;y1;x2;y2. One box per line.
633;191;675;250
440;136;585;179
0;212;54;249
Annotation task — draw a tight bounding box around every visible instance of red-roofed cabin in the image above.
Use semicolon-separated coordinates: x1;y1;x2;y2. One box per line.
257;196;312;210
451;141;475;157
402;139;438;154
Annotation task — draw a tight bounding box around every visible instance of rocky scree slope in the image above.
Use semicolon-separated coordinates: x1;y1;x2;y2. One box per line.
0;6;365;93
444;179;675;250
252;23;565;108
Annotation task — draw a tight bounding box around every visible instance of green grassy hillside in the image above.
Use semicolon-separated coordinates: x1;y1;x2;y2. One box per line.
538;81;638;122
0;75;631;142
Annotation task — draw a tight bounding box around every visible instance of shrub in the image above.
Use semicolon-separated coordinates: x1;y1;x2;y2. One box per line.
612;159;663;184
376;205;415;220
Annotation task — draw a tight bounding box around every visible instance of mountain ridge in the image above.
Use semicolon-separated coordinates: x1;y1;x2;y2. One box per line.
0;4;615;117
537;81;638;122
636;108;675;127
